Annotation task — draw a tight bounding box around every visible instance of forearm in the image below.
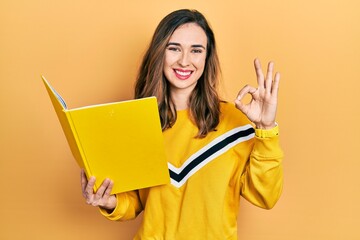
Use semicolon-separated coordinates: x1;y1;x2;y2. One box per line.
240;125;284;209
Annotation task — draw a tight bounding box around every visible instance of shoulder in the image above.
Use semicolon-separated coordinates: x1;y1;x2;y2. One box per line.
219;101;252;127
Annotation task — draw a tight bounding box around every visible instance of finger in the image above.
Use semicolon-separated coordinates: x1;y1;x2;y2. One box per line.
236;84;257;102
265;61;274;91
93;180;114;208
94;178;111;200
235;85;257;113
271;72;280;97
254;58;265;88
80;169;88;192
84;176;96;198
103;180;114;198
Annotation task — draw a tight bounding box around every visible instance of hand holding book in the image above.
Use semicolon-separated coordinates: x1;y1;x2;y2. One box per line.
81;169;117;211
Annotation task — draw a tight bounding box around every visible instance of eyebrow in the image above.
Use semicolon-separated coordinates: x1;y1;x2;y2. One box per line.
167;42;206;49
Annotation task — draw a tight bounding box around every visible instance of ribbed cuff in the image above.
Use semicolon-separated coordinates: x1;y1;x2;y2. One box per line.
255;124;279;138
99;194;127;221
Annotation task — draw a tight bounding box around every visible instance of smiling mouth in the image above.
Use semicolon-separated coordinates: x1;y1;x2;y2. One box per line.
174;69;193;79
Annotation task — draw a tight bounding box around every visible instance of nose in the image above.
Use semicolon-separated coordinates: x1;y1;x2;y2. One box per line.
178;51;190;67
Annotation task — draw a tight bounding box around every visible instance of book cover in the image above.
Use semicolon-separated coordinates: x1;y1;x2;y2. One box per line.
42;76;170;194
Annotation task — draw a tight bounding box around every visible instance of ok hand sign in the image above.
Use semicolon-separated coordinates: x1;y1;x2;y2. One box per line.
235;59;280;129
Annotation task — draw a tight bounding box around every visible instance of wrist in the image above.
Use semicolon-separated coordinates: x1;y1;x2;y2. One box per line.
255;122;277;130
103;195;117;212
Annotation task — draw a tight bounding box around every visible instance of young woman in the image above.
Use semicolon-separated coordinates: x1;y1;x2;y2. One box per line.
81;9;283;239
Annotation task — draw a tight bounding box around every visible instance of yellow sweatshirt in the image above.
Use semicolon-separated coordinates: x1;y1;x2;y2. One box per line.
100;102;284;240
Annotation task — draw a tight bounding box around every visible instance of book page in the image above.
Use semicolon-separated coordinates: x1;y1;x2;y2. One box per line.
42;76;67;109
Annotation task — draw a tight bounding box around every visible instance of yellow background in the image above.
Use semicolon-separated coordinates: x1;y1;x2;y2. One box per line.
1;0;359;239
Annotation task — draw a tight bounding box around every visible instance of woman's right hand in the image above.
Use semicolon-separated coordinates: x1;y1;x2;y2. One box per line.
80;169;117;211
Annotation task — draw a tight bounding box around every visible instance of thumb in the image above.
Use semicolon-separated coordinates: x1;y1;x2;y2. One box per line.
234;99;248;115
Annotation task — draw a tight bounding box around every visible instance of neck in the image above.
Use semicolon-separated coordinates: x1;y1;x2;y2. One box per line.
170;89;192;110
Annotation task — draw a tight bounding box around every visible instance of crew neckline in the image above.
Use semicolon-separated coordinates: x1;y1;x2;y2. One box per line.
176;108;189;117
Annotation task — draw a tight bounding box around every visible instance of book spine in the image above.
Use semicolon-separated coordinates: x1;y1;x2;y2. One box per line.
64;111;93;180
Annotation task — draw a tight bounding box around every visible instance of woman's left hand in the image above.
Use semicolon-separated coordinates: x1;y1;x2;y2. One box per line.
235;58;280;129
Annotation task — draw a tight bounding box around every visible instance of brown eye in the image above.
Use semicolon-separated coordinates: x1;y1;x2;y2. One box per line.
167;47;180;52
192;49;203;53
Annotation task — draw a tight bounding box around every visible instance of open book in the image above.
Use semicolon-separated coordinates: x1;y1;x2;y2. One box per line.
42;76;170;194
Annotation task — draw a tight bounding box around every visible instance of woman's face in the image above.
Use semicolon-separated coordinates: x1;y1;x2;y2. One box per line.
163;23;207;98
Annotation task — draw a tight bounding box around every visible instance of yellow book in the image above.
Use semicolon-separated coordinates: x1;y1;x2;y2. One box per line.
42;76;170;194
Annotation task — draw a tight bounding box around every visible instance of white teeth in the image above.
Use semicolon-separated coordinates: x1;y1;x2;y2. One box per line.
175;70;191;76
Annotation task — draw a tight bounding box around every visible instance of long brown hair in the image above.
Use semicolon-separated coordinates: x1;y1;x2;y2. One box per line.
135;9;221;138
